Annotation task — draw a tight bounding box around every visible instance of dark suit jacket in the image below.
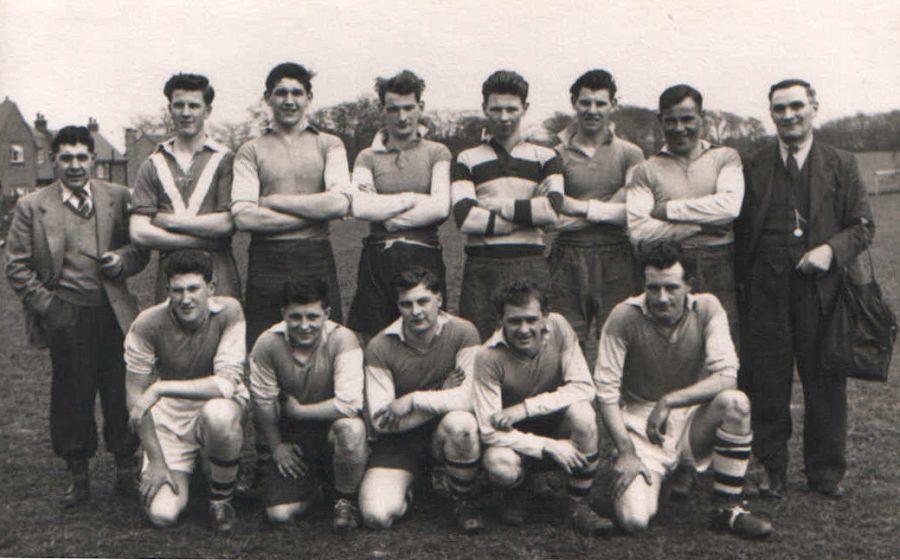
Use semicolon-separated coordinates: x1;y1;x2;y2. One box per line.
734;139;875;315
4;180;150;348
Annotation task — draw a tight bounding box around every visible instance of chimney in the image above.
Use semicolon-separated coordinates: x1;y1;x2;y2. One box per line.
34;113;48;134
87;117;99;132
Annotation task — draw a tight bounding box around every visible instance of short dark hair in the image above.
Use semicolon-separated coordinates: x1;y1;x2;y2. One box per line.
51;126;94;154
569;69;617;103
482;70;529;105
282;278;329;309
163;249;213;282
768;78;817;102
164;73;215;105
638;241;695;282
492;279;549;317
265;62;315;96
375;70;426;104
393;267;444;297
659;84;703;112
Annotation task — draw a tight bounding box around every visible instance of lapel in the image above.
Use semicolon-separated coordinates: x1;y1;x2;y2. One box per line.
92;181;116;252
807;140;831;225
749;143;779;249
38;181;66;274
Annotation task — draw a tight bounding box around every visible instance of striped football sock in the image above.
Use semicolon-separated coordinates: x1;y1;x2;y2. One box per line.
712;428;752;503
567;451;599;501
208;455;240;503
446;457;479;499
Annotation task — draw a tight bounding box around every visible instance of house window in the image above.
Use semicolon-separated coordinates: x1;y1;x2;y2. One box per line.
9;144;24;164
37;148;45;165
95;163;108;179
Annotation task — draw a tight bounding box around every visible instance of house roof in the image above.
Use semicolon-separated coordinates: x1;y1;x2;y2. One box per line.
0;98;16;131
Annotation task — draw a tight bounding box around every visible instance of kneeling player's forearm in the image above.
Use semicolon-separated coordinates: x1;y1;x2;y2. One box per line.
660;373;736;410
283;397;347;421
154;376;233;401
598;402;637;457
253;400;284;449
139;413;167;466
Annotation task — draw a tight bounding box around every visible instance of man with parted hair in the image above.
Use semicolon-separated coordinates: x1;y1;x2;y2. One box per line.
359;267;485;533
231;62;351;348
735;79;874;499
594;240;772;539
473;279;612;536
6;125;148;508
130;72;240;303
347;70;452;340
626;84;744;339
249;278;367;531
451;70;564;340
549;69;645;349
124;249;247;532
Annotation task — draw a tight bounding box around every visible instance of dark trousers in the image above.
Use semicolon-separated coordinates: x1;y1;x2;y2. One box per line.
739;246;847;484
347;239;446;338
682;244;739;341
45;299;138;463
245;238;343;349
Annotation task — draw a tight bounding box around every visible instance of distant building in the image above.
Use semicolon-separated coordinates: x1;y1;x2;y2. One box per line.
0;97;128;198
854;150;900;195
125;128;166;189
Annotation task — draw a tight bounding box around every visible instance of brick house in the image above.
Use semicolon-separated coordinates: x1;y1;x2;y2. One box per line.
31;114;128;186
0;97;39;199
124;128;166;188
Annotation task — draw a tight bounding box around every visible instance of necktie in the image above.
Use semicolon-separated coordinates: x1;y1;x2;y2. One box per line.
786;146;801;182
67;189;93;219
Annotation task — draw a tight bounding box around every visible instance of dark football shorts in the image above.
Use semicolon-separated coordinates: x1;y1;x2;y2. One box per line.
366;418;442;477
262;418;334;507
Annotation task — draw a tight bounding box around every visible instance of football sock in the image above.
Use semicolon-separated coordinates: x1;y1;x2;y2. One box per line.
446;457;479;500
712;428;752;503
566;451;599;501
208;455;240;503
334;458;367;497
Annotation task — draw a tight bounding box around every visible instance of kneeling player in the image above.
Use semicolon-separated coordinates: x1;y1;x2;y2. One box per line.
594;241;773;538
359;268;484;533
125;250;247;531
474;280;612;536
249;279;367;530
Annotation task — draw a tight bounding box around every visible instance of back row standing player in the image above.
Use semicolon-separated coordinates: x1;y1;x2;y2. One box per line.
347;71;452;340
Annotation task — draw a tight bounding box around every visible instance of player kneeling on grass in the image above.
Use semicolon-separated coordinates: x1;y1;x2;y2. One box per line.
125;249;248;532
248;279;367;530
473;280;613;536
359;267;485;533
593;240;773;539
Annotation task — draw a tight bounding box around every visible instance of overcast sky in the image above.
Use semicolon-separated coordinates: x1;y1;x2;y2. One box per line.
1;0;897;151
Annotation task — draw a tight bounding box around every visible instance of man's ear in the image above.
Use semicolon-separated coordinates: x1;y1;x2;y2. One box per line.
435;293;443;309
207;280;216;295
522;101;530;113
324;305;332;320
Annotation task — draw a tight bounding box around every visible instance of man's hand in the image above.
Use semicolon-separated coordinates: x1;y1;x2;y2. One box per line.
151;212;176;230
646;399;671;446
373;394;414;431
561;196;588;217
479;198;505;213
129;384;160;432
99;251;124;278
140;460;179;506
442;367;466;390
272;442;308;479
612;452;652;499
650;203;668;220
797;243;833;274
490;403;527;431
40;297;67;332
543;439;587;475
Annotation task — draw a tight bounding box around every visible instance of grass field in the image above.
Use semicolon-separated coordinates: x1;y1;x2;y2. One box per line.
0;195;898;560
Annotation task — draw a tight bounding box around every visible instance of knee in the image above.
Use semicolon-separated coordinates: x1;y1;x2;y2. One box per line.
201;399;243;437
266;503;301;525
441;411;479;449
616;500;654;534
565;401;598;440
482;449;522;488
361;508;396;530
146;499;181;528
715;389;751;425
331;417;366;454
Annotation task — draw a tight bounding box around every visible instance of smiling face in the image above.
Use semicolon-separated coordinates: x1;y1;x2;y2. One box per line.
770;85;818;146
382;91;423;141
483;93;527;141
659;96;702;157
500;297;546;357
53;142;94;191
167;272;214;327
643;262;690;325
266;77;312;128
169;89;210;139
398;283;442;337
573;87;616;135
282;300;329;349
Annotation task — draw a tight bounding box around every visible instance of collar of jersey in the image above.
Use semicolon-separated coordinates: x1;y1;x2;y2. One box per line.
157;134;227;158
384;311;450;343
370;125;429;153
626;293;699;320
269;319;337;346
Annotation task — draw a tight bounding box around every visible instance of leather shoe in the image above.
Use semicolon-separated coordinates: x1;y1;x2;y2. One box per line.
760;469;787;500
711;504;774;540
809;480;844;499
62;477;90;508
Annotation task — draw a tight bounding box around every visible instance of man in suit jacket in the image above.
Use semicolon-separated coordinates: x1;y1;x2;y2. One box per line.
734;80;874;499
5;126;150;507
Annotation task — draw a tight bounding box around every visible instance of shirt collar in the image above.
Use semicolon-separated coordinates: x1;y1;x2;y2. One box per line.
370;125;429;153
557;122;615;149
60;181;92;202
263;118;319;136
269;319;338;345
778;133;814;168
625;293;699;320
485;322;551;349
157;135;227;157
385;312;450;343
658;139;714;159
166;296;224;328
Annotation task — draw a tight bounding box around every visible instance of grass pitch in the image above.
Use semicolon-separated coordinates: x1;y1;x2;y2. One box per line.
0;196;897;559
